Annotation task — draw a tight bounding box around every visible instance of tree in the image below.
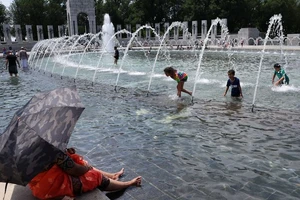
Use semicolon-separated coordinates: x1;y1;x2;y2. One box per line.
0;3;9;39
10;0;66;40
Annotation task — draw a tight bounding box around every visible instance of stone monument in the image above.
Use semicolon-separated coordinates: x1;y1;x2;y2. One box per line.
47;25;54;39
26;25;33;42
3;24;12;44
116;24;122;38
136;24;141;39
238;28;259;45
15;25;23;44
192;21;198;40
201;20;207;40
164;22;169;40
37;25;44;41
66;0;96;35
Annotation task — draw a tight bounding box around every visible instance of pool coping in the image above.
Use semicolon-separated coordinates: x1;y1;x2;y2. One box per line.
0;182;109;200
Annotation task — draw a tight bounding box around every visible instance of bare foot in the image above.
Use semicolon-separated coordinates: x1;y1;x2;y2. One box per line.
61;196;74;200
112;168;124;180
130;176;142;187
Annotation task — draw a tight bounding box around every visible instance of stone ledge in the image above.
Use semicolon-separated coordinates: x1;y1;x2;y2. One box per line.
0;183;109;200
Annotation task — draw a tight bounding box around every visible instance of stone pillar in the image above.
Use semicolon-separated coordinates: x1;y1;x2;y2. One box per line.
68;15;78;35
58;25;64;37
182;21;188;40
155;23;160;37
192;21;198;40
37;25;44;40
88;15;96;34
174;26;179;40
116;24;122;39
14;25;23;44
221;18;228;38
136;24;141;39
47;25;54;39
26;25;33;42
146;23;151;40
164;22;169;40
126;24;131;38
238;28;259;45
3;24;12;44
201;20;207;40
211;19;217;42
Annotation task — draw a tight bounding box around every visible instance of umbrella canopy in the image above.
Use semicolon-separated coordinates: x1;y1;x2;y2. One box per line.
0;86;85;185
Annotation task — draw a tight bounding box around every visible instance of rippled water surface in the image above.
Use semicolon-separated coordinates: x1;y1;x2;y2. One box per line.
1;49;300;200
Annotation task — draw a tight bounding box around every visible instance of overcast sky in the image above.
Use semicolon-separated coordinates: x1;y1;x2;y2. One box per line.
1;0;12;8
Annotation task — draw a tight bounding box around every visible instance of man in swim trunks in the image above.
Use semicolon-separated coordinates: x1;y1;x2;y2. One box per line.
6;51;20;77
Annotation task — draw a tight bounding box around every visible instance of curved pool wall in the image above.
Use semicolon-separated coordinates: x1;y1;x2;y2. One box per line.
1;47;300;199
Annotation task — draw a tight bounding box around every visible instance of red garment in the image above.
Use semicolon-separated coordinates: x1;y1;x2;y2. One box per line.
29;154;102;199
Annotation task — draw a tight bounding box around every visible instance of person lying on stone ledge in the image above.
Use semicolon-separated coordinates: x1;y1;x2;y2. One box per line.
28;147;142;200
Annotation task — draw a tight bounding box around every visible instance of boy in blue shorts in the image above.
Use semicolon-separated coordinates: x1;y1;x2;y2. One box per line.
224;69;243;98
272;63;289;86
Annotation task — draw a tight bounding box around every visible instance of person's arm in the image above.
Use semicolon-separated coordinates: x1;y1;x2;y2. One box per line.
55;151;92;177
224;86;229;96
5;59;8;70
16;59;20;68
272;73;276;84
275;77;284;86
239;85;243;97
224;80;230;96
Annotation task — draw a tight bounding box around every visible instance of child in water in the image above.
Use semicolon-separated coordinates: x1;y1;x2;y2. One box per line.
224;69;243;98
164;67;192;97
272;63;289;86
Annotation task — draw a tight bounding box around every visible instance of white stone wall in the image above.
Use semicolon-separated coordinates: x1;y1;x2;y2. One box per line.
66;0;96;35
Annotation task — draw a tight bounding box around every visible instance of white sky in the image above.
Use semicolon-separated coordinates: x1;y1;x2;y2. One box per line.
1;0;13;8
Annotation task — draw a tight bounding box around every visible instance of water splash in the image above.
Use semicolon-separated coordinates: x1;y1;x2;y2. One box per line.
61;33;93;78
115;25;161;90
252;14;282;112
44;37;68;72
74;32;102;80
102;13;115;52
147;22;188;94
49;35;80;74
192;18;229;101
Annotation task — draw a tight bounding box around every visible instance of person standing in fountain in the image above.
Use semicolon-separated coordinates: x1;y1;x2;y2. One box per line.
114;46;119;65
272;63;289;86
18;47;29;71
164;66;192;97
6;50;20;77
224;69;243;98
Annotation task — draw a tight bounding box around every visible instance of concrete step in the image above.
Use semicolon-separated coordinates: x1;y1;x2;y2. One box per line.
0;183;109;200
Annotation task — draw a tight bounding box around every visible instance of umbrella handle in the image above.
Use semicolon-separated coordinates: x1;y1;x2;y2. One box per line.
3;179;9;200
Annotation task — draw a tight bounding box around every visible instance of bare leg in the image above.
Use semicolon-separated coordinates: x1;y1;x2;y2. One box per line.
95;168;124;180
178;82;192;96
182;88;192;95
104;176;142;191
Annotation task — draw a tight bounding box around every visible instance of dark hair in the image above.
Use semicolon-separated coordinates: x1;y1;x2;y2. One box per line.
164;66;175;74
274;63;281;68
228;69;235;75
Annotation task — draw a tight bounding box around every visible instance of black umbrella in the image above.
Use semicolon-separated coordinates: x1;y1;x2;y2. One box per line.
0;86;85;186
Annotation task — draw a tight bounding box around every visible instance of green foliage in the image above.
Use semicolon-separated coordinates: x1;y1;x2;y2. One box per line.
0;3;9;38
3;0;300;38
9;0;66;39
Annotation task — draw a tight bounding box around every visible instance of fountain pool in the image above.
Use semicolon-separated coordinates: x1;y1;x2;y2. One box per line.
2;15;300;200
31;48;300;111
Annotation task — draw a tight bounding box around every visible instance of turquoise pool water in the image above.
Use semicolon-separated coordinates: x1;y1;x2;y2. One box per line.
1;48;300;199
